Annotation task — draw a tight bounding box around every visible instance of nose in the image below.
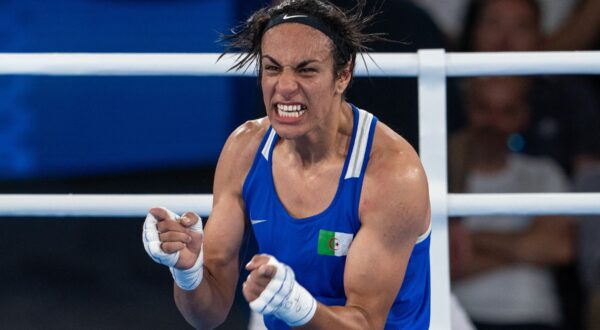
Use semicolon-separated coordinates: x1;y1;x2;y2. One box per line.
275;67;298;98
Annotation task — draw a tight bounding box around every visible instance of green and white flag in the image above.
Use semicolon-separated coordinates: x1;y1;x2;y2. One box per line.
318;229;354;256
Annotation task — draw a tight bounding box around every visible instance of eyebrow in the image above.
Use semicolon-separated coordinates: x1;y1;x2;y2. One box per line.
261;55;320;68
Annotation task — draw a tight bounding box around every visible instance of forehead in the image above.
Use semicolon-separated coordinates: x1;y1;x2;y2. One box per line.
261;23;334;63
481;0;538;21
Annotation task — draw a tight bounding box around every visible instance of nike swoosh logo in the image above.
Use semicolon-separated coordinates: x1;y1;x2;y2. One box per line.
251;219;268;225
283;14;308;20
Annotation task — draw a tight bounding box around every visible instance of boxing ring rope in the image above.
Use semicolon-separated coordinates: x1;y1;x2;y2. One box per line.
1;50;599;330
1;51;599;76
1;193;599;217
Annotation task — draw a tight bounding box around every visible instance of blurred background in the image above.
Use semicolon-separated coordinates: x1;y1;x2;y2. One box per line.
1;0;599;329
0;0;259;328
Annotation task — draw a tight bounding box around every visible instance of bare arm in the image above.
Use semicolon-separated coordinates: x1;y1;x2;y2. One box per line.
471;216;574;266
174;120;267;329
304;126;431;329
449;220;510;280
452;216;574;280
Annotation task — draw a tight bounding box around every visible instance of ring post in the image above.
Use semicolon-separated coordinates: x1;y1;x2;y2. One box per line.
418;49;450;330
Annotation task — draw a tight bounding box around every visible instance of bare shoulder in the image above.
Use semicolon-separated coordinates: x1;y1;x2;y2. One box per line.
214;117;270;193
360;121;430;237
220;117;269;164
366;122;426;184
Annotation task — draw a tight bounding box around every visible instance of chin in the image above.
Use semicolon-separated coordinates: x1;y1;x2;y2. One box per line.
268;114;307;140
271;125;305;140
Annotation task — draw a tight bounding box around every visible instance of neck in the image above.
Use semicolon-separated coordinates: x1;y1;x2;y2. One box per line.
465;129;512;174
284;101;353;167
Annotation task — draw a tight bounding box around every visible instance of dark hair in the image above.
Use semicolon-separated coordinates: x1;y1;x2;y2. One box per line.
460;0;541;51
220;0;382;82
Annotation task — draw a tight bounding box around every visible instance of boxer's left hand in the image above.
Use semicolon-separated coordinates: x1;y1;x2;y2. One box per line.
243;254;278;302
244;254;317;327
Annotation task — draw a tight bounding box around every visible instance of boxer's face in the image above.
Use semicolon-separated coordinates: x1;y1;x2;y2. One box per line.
260;23;350;140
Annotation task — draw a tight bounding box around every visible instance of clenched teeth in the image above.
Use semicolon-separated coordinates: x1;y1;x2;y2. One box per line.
276;104;307;118
277;104;306;111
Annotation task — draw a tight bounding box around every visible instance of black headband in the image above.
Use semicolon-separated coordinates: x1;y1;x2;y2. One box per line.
263;13;349;61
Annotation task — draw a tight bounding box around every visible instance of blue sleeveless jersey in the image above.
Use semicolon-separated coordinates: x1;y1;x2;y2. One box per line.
242;105;431;329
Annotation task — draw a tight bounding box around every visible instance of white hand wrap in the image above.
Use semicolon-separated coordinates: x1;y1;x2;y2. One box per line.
169;247;203;291
249;256;317;327
142;207;204;291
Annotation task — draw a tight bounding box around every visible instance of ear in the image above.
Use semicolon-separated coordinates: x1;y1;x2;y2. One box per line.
335;61;352;94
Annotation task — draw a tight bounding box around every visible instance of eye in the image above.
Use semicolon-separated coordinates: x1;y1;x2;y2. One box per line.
298;67;317;74
264;65;280;73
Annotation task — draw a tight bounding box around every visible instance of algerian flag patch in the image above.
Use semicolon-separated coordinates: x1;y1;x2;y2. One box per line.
317;229;354;256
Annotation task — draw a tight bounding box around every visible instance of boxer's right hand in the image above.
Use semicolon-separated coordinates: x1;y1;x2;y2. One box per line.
143;206;204;290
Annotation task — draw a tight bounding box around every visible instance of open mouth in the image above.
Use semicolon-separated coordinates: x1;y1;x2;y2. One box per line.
276;103;307;118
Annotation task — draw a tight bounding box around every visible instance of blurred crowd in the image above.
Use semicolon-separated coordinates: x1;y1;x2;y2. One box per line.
330;0;600;329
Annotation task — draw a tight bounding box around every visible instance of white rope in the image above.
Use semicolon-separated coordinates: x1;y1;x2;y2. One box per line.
448;193;600;217
0;51;599;76
446;51;600;76
0;193;599;217
0;194;213;217
0;53;248;76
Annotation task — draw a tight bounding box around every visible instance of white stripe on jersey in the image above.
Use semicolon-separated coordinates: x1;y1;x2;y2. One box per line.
261;129;277;161
345;109;374;179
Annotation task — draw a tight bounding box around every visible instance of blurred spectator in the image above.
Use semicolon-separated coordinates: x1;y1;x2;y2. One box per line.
545;0;600;110
576;160;600;330
459;0;600;177
412;0;580;49
449;77;574;330
542;0;600;51
443;1;598;329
